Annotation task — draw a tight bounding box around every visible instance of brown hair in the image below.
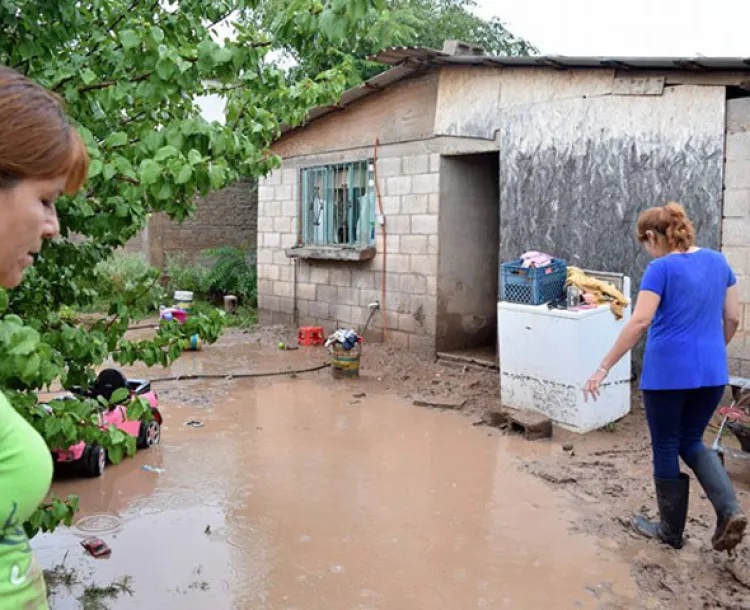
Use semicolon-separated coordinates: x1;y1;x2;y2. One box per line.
636;202;696;252
0;65;88;195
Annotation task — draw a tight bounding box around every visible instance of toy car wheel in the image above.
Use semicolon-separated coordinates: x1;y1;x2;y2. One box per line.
81;444;106;478
137;419;161;449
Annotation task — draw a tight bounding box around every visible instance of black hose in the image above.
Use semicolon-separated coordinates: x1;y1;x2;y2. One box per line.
148;362;330;384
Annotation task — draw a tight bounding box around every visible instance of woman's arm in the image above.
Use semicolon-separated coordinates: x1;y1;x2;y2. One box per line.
723;284;741;346
598;290;661;372
584;290;660;401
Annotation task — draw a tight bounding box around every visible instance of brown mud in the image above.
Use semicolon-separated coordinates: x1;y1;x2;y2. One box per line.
35;327;750;609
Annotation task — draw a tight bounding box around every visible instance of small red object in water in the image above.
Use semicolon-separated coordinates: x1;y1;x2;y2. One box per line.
81;537;111;558
298;326;324;347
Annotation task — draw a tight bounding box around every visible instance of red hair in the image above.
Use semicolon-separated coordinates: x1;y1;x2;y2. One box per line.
0;65;88;195
637;202;696;252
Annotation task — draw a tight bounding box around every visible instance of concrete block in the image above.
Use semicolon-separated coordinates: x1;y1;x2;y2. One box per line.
376;157;401;177
426;275;437;296
308;265;330;284
413;395;466;409
428;235;439;254
410;294;437;319
722;218;750;247
360;289;381;307
297;282;317;301
261;170;281;186
333;304;353;325
428;193;439;214
258;216;274;232
429;154;441;173
337;287;360;306
411;214;438;235
262;232;281;248
725;161;750;189
278;298;294;314
266;201;282;217
739;276;750;303
282;199;297;217
502;407;553;441
400;235;429;255
724;189;750;218
273;281;292;298
352;272;375;289
272;250;289;265
385;273;401;295
401;194;429;214
374;233;400;254
257;249;273;265
728;334;748;359
258;185;275;201
397;312;418;333
727;98;750;134
258;279;274;296
388;254;412;273
330;267;352;287
412;173;439;194
399;273;428;295
259;294;279;312
381;196;401;215
261;264;280;281
309;301;330;319
317;285;338;302
282;168;297;184
386;176;412;196
386;215;411;235
278;263;292;282
275;184;293;201
280;233;296;248
726;133;750;161
402;155;430;175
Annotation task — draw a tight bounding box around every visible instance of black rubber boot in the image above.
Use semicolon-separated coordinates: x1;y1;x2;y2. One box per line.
633;473;690;549
684;448;747;552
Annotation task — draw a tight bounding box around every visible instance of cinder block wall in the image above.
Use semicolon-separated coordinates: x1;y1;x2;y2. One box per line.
122;180;257;267
256;152;441;352
724;98;750;375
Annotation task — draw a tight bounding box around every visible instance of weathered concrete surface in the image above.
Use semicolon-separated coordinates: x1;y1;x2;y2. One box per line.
499;84;725;296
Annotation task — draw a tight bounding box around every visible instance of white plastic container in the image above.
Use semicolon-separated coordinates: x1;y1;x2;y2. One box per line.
173;290;194;310
498;276;632;433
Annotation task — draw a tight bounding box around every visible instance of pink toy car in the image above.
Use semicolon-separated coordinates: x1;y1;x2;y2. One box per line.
45;368;162;478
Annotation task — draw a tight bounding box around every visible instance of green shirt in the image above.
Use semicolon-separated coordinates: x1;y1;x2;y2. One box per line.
0;392;52;609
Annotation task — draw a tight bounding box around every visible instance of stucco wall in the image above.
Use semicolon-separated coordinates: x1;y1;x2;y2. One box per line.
723;97;750;374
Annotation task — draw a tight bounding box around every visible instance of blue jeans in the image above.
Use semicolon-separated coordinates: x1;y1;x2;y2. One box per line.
643;386;725;480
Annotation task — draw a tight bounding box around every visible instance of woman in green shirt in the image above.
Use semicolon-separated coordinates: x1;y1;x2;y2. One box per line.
0;65;88;609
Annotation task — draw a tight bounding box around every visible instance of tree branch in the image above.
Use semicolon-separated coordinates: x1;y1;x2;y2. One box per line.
78;72;152;93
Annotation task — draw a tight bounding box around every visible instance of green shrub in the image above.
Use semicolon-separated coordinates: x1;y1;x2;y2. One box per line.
87;252;165;317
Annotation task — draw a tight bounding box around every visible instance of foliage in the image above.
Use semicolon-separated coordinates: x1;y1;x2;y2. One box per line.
166;247;257;305
0;0;388;535
87;252;165;317
259;0;537;85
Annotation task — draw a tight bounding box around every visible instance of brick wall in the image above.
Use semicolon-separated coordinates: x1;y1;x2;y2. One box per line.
723;98;750;375
257;152;441;352
124;180;257;267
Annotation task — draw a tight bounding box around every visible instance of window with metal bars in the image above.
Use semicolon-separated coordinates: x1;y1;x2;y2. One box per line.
300;160;376;248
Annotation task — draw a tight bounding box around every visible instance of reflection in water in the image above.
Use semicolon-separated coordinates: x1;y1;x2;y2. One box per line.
35;372;637;610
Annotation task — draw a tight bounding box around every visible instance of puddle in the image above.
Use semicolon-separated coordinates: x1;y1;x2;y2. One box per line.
36;354;638;609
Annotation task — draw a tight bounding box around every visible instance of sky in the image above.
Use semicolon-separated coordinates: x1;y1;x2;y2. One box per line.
473;0;750;57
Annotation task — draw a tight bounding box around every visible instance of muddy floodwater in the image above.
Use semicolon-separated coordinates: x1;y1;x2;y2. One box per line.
35;339;641;609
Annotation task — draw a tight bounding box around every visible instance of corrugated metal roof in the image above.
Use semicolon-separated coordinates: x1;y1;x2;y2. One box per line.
279;48;750;135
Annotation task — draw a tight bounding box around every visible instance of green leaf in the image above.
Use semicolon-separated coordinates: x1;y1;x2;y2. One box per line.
208;164;225;190
119;30;141;49
88;159;103;179
188;149;203;165
108;443;124;464
103;164;117;181
175;164;193;184
150;26;165;44
154;146;179;162
105;132;128;148
0;289;7;313
110;388;130;404
80;69;97;85
139;160;162;185
21;353;40;380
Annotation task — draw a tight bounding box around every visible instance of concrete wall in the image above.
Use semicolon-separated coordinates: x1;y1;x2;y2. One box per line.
256;148;442;353
437;153;499;351
498;83;725;295
723;97;750;375
123;180;257;267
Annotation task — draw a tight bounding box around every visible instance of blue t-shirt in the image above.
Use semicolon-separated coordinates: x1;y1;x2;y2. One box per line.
640;248;736;391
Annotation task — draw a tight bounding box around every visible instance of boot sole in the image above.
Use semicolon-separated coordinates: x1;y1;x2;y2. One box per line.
713;514;748;552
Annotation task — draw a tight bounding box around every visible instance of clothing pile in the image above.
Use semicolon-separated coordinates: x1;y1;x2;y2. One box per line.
520;251;554;268
566;267;629;320
325;329;362;351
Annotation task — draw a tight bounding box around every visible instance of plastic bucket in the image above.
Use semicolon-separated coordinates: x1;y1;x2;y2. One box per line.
329;343;361;379
174;290;194;311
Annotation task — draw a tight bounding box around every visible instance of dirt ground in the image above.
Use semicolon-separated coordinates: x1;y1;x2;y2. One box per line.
36;326;750;609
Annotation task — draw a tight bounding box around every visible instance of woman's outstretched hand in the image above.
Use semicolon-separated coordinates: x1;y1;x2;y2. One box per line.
584;369;608;402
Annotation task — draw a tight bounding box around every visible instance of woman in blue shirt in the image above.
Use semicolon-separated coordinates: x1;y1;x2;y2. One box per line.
585;202;746;552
